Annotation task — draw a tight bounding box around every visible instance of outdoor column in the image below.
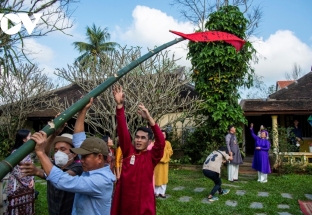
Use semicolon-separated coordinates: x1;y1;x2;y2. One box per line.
242;122;246;154
271;115;278;152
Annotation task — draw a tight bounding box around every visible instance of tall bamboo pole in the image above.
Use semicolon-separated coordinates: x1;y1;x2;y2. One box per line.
0;30;246;180
0;37;185;180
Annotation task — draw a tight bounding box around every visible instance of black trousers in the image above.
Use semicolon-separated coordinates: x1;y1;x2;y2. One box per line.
203;169;222;196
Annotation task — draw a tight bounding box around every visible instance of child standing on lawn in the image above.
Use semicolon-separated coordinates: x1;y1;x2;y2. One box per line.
202;146;233;202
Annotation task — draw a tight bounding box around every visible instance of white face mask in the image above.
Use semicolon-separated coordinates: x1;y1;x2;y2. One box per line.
54;151;72;167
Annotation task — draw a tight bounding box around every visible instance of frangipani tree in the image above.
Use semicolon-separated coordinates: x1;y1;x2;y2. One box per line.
54;46;201;141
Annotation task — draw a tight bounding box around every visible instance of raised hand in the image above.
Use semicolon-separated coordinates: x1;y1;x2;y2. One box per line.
53;113;67;136
137;103;151;120
250;123;254;128
31;131;48;154
137;103;155;126
113;85;125;108
83;97;93;111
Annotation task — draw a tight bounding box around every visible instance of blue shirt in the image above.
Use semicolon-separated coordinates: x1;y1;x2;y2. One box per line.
47;132;116;215
73;132;87;149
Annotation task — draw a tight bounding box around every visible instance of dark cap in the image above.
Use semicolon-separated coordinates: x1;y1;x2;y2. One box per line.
71;137;109;156
53;133;73;147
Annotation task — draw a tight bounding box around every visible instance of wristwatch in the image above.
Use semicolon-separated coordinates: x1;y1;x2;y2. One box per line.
43;172;48;180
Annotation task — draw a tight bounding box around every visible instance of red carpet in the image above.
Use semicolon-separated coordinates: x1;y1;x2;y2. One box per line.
299;200;312;215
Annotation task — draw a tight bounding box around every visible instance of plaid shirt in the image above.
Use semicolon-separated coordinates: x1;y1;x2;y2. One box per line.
47;161;83;215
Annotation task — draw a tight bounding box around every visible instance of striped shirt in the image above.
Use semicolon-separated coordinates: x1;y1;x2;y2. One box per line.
47;162;83;215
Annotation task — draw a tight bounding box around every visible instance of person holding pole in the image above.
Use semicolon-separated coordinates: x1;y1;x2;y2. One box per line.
31;98;115;215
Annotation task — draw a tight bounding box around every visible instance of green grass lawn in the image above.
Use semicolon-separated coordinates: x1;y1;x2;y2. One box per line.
34;176;48;215
35;169;312;214
157;169;311;215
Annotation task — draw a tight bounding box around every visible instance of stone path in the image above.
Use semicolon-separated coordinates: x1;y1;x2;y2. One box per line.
168;184;312;214
178;196;191;202
250;202;263;209
258;192;269;197
236;190;246;196
222;183;240;188
225;200;237;207
193;187;205;192
305;194;312;200
35;174;309;215
278;204;290;209
281;193;293;199
172;186;185;191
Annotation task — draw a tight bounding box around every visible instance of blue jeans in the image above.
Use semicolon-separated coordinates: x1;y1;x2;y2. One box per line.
203;169;222;196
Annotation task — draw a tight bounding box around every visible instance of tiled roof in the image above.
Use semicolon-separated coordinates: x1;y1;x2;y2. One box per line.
276;80;295;90
241;71;312;114
240;99;312;115
269;72;312;100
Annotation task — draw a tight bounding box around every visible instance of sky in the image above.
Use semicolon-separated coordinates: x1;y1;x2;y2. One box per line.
25;0;312;98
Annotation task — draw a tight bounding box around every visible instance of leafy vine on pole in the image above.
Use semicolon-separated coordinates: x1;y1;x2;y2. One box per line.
185;5;257;163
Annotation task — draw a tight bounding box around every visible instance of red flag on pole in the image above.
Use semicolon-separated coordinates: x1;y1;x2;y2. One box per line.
170;30;246;51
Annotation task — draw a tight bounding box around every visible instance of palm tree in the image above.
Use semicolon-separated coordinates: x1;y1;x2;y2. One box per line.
73;24;118;64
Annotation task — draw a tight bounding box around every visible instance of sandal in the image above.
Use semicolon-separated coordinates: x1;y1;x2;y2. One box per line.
159;194;166;198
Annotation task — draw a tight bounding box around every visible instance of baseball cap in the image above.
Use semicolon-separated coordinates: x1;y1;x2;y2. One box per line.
70;137;109;156
53;133;73;147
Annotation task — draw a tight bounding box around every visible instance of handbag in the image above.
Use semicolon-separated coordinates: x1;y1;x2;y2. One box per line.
6;175;35;215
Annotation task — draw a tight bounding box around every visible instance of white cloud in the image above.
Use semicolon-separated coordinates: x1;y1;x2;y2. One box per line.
115;5;195;67
116;5;312;80
251;30;312;86
39;64;57;77
24;38;54;63
22;39;56;76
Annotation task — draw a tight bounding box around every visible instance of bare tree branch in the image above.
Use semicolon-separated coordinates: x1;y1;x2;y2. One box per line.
171;0;262;37
53;46;202;141
0;64;55;140
285;63;303;81
0;0;79;74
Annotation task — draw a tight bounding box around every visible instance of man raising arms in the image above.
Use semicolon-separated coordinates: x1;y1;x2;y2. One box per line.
111;85;165;215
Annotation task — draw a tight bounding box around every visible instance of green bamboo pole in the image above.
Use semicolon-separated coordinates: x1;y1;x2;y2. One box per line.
0;37;185;180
